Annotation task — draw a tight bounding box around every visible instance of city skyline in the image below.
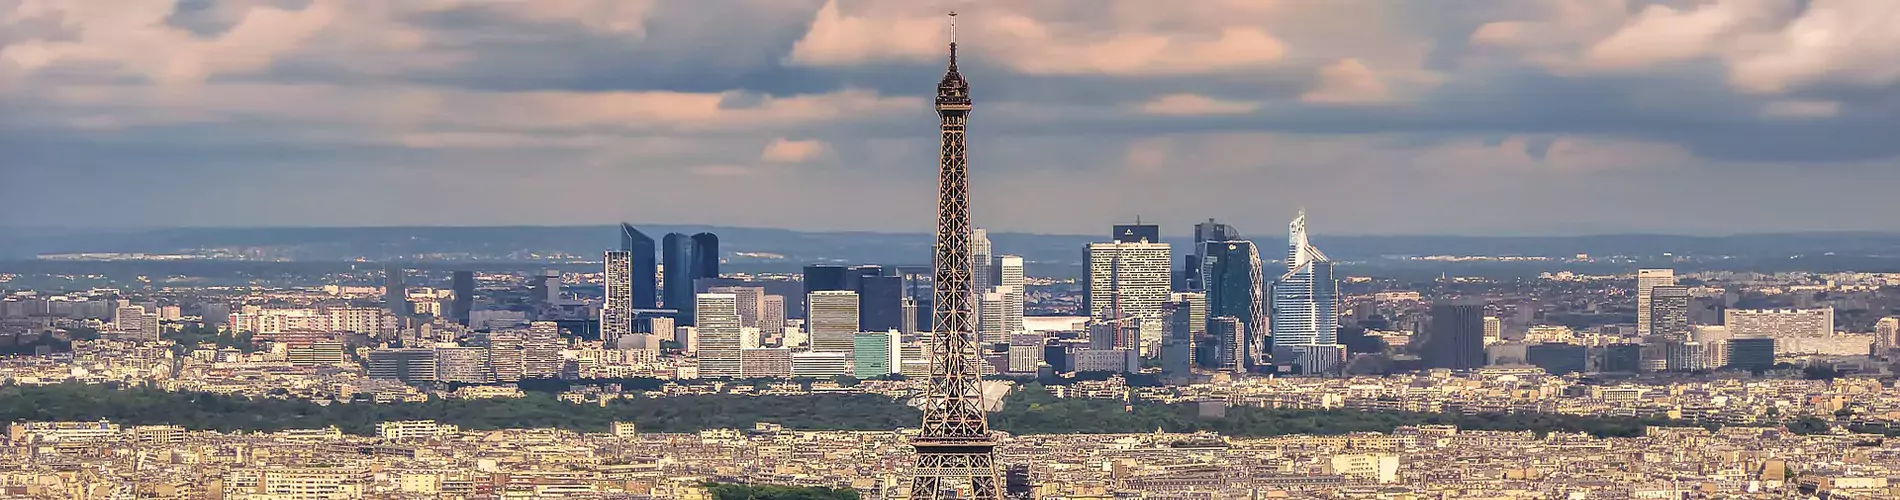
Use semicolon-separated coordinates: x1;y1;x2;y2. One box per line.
8;2;1900;235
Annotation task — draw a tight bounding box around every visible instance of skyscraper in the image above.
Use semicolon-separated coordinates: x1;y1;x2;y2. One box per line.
1271;210;1339;364
664;232;720;325
970;228;994;332
1083;241;1172;352
1649;285;1692;341
450;270;474;326
1161;298;1196;377
1203;240;1264;369
979;289;1007;346
691;232;720;283
912;14;999;497
803;265;849;294
530;270;561;309
760;295;786;339
383;264;407;317
1208;316;1244;372
1112;223;1159;244
603;250;635;343
622;223;658;309
995;255;1025;335
807;290;860;353
853;331;900;378
846;265;884;294
1635;269;1676;336
1188;219;1239;291
709;286;766;334
859;275;907;333
695;293;742;378
1423;300;1486;370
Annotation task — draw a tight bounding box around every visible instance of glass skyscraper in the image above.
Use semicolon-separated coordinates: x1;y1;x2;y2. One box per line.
1270;210;1339;366
662;231;719;325
622;223;658;309
1201;240;1263;370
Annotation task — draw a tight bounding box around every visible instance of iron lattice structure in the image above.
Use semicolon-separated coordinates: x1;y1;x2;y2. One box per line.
911;13;1001;500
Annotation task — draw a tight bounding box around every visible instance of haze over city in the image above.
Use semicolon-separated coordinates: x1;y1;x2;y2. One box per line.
6;0;1900;234
12;1;1900;500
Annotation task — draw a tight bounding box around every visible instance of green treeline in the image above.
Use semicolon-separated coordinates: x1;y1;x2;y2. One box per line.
0;383;1694;438
704;483;861;500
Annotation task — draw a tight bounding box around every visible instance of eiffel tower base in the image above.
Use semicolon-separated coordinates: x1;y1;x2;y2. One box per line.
909;441;1000;499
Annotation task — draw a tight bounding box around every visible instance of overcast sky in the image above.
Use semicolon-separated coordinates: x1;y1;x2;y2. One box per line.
4;0;1899;236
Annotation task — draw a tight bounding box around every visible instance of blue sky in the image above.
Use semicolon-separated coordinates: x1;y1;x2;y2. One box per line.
3;0;1900;235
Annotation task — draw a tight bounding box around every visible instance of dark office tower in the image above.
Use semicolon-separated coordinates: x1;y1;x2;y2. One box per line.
1526;343;1588;375
1423;300;1486;370
383;264;408;317
1649;285;1691;342
691;232;720;282
803;265;849;294
859;275;907;332
1727;337;1776;371
1161;300;1195;378
621;223;658;309
1202;241;1263;369
1112;223;1160;244
1188;219;1239;291
847;265;885;293
1601;343;1644;373
1208;316;1244;372
663;233;695;324
450;271;475;326
901;297;919;336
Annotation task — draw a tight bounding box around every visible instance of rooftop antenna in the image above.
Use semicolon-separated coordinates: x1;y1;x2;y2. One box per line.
949;11;958;45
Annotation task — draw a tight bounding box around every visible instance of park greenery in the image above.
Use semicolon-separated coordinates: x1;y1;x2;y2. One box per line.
0;382;1719;439
160;324;258;356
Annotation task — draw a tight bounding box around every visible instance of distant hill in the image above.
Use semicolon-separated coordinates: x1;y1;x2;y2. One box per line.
7;226;1900;278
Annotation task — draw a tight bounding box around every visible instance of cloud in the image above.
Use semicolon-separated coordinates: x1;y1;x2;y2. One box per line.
1300;59;1390;104
1138;94;1259;116
6;0;1900;234
761;138;829;162
1759;100;1842;120
0;0;339;85
788;1;1286;75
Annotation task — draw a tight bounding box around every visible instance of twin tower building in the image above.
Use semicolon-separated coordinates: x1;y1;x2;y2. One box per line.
1088;211;1341;375
600;223;716;341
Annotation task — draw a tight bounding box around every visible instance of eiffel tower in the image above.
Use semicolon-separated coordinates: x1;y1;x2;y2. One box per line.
910;11;1001;500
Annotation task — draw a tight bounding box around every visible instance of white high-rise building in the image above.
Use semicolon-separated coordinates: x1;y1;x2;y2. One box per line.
695;293;743;378
1271;210;1340;365
1635;269;1676;336
979;289;1007;345
709;286;766;333
807;291;860;353
435;346;492;383
971;228;994;332
1877;317;1899;353
522;322;563;379
996;255;1026;335
1726;308;1835;339
760;295;786;340
487;331;524;382
1083;241;1173;351
601;250;634;343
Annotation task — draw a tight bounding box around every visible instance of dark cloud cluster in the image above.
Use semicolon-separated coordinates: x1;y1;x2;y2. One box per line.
3;0;1899;235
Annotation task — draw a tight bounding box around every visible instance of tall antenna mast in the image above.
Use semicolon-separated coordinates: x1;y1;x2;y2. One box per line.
949;11;958;45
